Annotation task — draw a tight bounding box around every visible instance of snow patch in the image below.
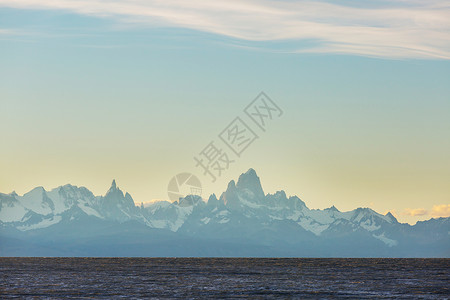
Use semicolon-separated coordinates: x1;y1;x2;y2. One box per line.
218;218;230;224
238;196;262;209
18;216;62;231
201;217;211;224
287;210;303;222
217;210;230;217
297;218;329;236
373;233;398;247
151;205;194;232
360;219;381;232
19;187;53;216
78;203;103;219
0;203;28;222
46;188;71;214
146;201;171;214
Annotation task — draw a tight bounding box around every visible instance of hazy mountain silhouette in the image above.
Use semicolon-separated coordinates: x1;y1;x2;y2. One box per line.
1;169;448;257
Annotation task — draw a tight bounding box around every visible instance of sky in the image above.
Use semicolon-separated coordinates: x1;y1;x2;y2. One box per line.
0;0;449;224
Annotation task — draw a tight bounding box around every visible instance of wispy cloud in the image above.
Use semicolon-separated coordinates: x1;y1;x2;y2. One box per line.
404;208;428;216
0;28;20;35
431;204;450;218
0;0;449;59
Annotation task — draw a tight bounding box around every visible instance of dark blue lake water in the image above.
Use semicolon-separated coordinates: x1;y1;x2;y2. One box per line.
0;258;449;298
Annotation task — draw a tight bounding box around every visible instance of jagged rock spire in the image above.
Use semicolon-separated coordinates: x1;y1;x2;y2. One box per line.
236;168;265;199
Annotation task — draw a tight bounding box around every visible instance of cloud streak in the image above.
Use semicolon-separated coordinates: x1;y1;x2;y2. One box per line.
431;204;450;218
0;0;449;59
404;208;428;217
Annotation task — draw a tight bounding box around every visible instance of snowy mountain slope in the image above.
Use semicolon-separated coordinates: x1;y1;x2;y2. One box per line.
1;168;449;257
0;180;145;230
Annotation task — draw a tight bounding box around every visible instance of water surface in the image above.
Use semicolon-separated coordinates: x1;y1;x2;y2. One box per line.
1;258;448;298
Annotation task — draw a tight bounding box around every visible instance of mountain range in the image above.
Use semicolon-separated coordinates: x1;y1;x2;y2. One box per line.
1;169;448;257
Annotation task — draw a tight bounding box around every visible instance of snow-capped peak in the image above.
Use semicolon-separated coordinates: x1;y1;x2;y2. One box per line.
384;211;399;224
2;168;447;258
236;168;265;200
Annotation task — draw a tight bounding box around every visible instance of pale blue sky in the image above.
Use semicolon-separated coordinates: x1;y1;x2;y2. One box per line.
1;1;450;224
